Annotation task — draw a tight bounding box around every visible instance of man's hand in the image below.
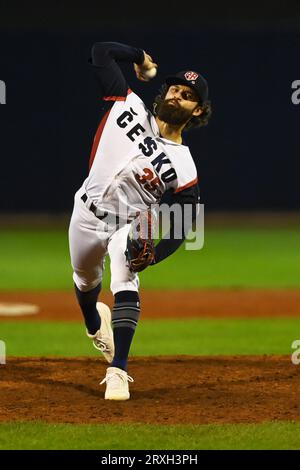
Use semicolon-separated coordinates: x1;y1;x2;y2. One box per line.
134;51;158;82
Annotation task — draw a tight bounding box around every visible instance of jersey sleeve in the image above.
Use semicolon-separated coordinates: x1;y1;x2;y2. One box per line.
152;183;200;264
89;42;145;101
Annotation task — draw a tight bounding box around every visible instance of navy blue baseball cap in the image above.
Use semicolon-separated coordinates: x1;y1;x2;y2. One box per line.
165;70;209;104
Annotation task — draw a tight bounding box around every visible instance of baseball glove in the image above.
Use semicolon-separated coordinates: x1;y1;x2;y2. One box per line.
125;211;155;273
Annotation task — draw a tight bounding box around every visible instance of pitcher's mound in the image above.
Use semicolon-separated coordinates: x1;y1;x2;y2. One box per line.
0;356;299;424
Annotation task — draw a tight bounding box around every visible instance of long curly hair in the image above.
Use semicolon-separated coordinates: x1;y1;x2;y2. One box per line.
152;84;212;130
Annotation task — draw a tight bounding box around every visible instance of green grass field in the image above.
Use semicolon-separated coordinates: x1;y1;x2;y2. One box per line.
0;228;300;289
0;225;300;450
1;422;300;450
1;318;299;356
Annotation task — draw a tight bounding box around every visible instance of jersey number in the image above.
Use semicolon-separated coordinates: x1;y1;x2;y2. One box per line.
135;168;162;194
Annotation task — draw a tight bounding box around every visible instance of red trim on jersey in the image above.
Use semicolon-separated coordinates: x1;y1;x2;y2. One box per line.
88;109;111;170
103;88;133;101
175;177;198;193
103;96;126;101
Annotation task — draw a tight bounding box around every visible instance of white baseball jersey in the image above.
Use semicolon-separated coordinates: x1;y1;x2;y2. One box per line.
83;90;198;220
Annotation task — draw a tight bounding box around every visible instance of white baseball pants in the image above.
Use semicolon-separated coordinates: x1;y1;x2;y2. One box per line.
68;187;139;295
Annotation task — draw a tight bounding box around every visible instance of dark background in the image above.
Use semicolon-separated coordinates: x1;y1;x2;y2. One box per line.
0;0;300;213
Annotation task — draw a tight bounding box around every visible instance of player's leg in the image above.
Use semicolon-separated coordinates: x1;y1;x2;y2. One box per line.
108;223;140;372
68;189;108;335
100;223;140;399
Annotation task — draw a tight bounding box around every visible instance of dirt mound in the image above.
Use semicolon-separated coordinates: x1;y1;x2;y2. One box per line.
0;289;300;321
1;356;299;425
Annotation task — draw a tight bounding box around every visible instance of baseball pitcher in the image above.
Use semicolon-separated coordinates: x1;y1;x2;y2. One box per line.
68;41;211;400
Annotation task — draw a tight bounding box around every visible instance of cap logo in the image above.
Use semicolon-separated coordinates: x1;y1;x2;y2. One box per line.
184;71;199;81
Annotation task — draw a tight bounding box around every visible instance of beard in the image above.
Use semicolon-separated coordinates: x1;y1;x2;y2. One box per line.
155;99;194;126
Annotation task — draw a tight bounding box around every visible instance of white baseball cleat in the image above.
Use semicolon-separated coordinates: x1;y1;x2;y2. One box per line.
100;367;134;400
86;302;115;363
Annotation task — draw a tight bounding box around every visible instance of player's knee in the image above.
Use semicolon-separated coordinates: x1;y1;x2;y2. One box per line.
110;277;139;296
73;272;101;293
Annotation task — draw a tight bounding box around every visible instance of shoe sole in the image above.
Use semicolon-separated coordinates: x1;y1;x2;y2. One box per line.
96;302;115;363
105;394;130;401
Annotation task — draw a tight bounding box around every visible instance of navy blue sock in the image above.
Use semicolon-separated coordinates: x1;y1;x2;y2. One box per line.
75;283;101;335
111;291;140;372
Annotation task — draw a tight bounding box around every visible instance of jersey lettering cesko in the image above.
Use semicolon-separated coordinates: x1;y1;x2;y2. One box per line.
83;91;198;218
